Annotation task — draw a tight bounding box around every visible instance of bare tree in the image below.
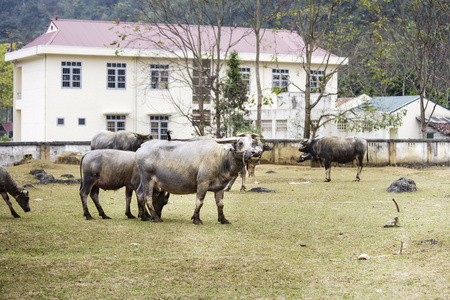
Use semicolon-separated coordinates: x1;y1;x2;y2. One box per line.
240;0;288;131
388;0;449;138
288;0;368;139
115;0;245;136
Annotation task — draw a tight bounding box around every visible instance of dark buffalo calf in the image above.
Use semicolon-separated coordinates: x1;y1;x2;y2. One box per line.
0;167;30;218
298;136;368;182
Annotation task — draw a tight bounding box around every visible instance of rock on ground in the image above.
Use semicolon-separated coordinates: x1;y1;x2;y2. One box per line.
386;177;417;193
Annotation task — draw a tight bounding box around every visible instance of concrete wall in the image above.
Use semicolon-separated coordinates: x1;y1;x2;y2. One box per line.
0;141;91;167
0;139;449;167
261;139;450;166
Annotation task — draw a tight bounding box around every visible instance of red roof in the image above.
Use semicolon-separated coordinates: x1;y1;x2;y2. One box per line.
1;123;13;132
23;19;333;57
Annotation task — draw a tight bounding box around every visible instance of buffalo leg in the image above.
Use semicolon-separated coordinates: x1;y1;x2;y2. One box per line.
225;175;238;191
354;156;363;182
79;183;94;220
1;192;20;218
191;185;208;225
215;190;231;224
89;186;111;219
239;166;247;192
324;160;332;182
125;187;136;219
138;180;162;222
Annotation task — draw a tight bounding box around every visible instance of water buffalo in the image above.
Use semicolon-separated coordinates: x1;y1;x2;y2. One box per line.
0;167;30;218
79;149;169;220
91;130;151;151
135;135;263;224
297;136;368;182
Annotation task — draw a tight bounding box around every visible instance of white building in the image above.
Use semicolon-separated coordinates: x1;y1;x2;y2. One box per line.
336;95;450;139
5;19;345;142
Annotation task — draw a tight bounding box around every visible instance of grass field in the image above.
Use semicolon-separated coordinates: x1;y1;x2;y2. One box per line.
0;160;449;299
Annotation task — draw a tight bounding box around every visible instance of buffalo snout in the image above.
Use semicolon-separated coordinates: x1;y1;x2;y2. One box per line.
17;191;30;212
297;153;312;163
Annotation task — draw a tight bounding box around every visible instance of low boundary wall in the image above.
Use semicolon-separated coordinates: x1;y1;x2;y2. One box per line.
261;139;450;166
0;139;449;167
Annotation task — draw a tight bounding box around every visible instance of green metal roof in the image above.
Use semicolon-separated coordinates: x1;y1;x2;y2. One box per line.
365;96;420;113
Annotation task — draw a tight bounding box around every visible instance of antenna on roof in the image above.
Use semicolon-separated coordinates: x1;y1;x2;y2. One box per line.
55;14;58;20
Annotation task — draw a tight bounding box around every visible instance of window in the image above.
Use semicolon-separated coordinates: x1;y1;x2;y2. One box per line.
78;118;86;125
150;116;169;140
337;120;348;132
150;64;169;89
192;59;211;104
276;120;288;132
427;133;434;139
310;70;325;93
61;61;82;88
192;110;211;126
57;118;64;125
262;120;273;138
272;69;289;93
106;115;126;132
240;67;251;92
107;63;126;89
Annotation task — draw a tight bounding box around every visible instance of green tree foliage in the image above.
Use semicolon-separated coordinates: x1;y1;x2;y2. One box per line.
218;51;255;137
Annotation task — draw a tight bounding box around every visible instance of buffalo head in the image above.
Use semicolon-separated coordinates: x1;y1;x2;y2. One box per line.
217;136;263;160
298;139;312;153
16;188;30;212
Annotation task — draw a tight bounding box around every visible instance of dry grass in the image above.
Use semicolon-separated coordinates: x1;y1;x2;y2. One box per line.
0;160;449;299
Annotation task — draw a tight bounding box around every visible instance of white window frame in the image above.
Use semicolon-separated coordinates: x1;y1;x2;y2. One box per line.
272;69;289;93
106;115;126;132
150;64;169;90
107;63;126;89
310;70;325;93
61;61;81;88
150;116;169;139
240;67;251;93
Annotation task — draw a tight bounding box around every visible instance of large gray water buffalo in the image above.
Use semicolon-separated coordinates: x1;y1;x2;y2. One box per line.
297;136;368;182
135;135;263;224
0;167;30;218
91;130;151;151
79;149;169;220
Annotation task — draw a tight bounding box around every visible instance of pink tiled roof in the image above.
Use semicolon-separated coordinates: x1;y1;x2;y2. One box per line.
23;19;333;57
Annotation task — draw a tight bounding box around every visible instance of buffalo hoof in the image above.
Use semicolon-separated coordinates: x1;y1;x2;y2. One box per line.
324;179;331;182
192;218;203;225
13;214;21;218
141;216;151;221
126;214;136;219
101;215;112;220
239;187;246;192
152;217;163;222
220;219;231;224
85;215;95;220
353;178;361;182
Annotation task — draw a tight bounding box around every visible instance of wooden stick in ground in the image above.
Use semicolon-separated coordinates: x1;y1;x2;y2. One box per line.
392;198;400;213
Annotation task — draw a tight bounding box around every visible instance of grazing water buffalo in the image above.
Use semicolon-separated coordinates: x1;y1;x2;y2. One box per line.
297;136;368;182
91;130;151;151
0;167;30;218
79;149;169;220
135;135;263;224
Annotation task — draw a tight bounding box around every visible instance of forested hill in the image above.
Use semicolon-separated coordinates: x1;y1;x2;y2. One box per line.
0;0;123;44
